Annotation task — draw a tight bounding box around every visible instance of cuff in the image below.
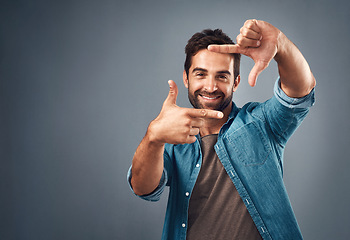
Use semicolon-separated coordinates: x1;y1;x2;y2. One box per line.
274;78;315;109
127;166;167;202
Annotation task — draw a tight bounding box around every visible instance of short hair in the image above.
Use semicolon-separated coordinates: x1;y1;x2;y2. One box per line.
184;29;241;80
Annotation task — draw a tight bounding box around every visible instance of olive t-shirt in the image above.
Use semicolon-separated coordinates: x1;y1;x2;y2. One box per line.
186;134;262;240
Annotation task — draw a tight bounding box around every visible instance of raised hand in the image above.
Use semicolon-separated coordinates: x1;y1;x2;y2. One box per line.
208;19;280;87
148;80;224;145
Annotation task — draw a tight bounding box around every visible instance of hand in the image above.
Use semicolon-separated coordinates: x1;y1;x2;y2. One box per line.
148;80;224;145
208;19;281;87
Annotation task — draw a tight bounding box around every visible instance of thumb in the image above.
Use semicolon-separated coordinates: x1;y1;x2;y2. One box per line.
248;60;269;87
164;80;178;105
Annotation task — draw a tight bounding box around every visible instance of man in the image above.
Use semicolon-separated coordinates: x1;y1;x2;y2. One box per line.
127;19;316;240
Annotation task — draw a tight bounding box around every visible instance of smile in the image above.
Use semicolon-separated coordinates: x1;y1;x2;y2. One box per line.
200;95;221;100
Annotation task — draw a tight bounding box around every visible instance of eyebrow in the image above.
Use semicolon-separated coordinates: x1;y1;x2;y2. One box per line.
192;67;208;73
192;67;231;75
217;70;231;75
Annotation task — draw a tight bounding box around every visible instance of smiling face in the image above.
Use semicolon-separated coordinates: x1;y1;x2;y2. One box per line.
183;49;240;115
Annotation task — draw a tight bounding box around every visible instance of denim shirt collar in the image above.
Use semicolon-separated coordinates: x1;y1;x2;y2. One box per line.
228;102;240;123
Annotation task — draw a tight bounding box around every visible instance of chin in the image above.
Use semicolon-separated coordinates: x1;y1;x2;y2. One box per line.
202;104;221;110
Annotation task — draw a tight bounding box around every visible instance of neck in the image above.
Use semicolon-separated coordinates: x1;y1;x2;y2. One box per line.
199;119;225;136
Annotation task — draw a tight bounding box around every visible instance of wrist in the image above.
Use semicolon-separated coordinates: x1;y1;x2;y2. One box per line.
146;120;165;147
274;31;289;63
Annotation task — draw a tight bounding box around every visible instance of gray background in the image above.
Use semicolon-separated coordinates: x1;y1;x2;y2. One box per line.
1;0;349;239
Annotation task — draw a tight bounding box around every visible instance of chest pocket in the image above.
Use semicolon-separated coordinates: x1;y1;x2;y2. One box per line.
224;122;272;166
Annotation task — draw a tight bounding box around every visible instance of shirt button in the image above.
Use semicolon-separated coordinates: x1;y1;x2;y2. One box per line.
185;192;190;197
196;164;200;168
182;223;186;228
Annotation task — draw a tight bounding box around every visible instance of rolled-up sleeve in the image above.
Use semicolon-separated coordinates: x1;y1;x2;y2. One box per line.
127;166;168;202
274;78;315;109
262;78;316;147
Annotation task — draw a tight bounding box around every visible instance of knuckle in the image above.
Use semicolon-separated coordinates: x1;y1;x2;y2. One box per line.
240;26;244;34
184;118;192;127
236;35;243;45
248;19;254;27
181;110;190;119
200;109;207;117
184;108;192;116
187;136;196;144
182;126;190;134
241;28;248;37
246;20;255;29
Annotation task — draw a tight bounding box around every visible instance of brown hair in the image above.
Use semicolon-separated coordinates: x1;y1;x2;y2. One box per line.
184;29;241;81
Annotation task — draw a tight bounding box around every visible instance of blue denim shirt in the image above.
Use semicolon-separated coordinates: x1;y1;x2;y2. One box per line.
128;79;315;240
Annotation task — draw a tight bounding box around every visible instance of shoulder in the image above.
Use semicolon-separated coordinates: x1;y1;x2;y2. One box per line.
235;101;267;123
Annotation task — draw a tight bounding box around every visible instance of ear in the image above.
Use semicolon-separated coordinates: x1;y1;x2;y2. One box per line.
183;70;189;89
233;75;240;92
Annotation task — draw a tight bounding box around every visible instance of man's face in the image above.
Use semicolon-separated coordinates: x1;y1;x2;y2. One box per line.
183;49;239;113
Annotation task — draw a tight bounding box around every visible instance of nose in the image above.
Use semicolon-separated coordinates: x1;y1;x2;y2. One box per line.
203;76;217;92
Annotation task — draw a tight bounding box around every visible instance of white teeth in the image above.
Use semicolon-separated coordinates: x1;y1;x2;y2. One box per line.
202;95;219;100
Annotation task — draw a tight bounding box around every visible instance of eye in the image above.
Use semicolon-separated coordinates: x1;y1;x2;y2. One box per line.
217;75;228;81
195;72;205;78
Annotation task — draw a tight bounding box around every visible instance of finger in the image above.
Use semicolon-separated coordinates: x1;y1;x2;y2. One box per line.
189;127;200;136
248;60;269;87
188;109;224;119
236;34;261;48
244;19;261;34
185;135;197;144
207;44;243;54
190;118;204;128
240;26;261;40
164;80;178;106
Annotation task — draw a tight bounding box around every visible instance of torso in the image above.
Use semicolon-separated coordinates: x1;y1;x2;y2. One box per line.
186;134;262;240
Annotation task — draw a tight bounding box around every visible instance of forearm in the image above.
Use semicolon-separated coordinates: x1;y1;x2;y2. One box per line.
275;32;316;98
130;124;165;196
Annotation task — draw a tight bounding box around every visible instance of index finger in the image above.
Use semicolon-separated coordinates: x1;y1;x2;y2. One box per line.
187;108;224;119
207;44;242;54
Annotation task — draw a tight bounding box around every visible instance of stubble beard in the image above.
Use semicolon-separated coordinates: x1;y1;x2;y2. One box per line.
188;88;233;112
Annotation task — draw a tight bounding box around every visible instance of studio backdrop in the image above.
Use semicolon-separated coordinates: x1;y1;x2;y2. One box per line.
1;0;350;239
